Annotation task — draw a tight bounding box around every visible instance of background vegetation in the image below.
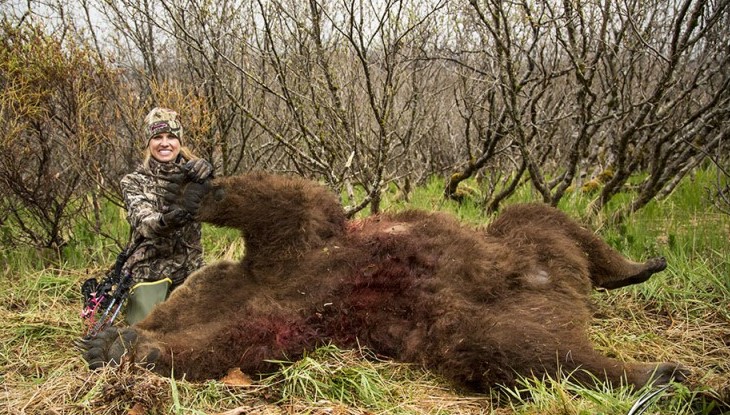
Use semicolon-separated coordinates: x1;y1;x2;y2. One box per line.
1;0;728;413
1;0;728;254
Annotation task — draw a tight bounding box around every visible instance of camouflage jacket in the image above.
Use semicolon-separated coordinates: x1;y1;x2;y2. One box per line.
120;158;204;288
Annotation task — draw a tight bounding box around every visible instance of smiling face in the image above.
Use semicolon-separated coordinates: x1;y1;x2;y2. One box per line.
148;132;181;163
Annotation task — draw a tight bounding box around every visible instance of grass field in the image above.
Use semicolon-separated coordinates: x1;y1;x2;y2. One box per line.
1;170;728;414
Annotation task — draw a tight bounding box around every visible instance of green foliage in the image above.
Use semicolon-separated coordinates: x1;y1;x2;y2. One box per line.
266;345;411;411
501;375;632;415
201;224;245;262
500;375;723;415
262;344;495;413
0;20;115;250
380;175;497;226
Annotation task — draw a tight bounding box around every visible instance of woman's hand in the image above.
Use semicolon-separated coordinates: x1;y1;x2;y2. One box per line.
160;208;192;228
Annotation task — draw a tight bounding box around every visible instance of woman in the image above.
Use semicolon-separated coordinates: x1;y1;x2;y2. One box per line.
120;107;212;323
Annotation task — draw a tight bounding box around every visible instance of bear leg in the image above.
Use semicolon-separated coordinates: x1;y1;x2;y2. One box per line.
554;214;668;288
556;219;668;289
551;346;688;389
486;204;668;290
592;256;667;289
76;326;162;371
626;361;690;388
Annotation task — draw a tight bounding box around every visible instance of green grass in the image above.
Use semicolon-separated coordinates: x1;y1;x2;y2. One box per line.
1;168;728;414
266;345;410;411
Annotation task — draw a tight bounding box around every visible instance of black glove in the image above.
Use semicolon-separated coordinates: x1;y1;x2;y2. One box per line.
160;208;192;229
183;159;213;183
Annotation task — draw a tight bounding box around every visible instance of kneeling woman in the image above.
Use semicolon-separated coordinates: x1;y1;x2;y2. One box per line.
121;107;213;324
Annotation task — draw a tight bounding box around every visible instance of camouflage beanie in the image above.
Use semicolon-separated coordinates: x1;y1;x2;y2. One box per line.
144;107;183;146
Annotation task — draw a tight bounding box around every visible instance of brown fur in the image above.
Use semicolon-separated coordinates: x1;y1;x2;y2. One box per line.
82;172;686;392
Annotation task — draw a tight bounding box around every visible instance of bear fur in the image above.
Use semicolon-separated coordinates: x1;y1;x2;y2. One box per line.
80;172;686;392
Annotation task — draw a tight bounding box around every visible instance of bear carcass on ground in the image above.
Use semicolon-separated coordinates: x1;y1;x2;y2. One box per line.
79;172;687;392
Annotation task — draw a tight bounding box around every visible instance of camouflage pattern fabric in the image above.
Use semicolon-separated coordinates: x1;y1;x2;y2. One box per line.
144;107;183;144
120;158;203;289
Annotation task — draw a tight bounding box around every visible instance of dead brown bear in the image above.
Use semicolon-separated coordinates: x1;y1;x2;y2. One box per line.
79;172;687;392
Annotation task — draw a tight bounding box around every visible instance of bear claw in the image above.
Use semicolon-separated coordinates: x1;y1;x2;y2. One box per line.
635;362;690;388
78;327;144;369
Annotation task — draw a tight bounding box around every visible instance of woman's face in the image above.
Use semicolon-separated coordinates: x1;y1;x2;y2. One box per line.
148;132;181;163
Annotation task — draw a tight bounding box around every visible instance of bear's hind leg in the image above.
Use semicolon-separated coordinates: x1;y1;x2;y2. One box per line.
552;344;688;389
486;204;667;290
561;222;667;289
595;256;667;289
474;296;686;391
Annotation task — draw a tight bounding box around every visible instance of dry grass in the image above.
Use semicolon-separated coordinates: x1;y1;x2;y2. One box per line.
2;252;728;414
590;289;730;403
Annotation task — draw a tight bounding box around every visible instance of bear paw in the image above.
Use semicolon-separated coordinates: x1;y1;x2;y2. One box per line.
161;174;219;218
645;257;668;274
633;362;690;388
75;326;160;370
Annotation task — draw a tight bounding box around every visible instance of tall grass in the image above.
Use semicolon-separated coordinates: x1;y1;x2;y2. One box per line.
1;168;728;414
